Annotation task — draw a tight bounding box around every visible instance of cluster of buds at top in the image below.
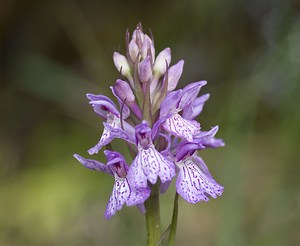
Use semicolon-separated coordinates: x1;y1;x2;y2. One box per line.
74;23;224;220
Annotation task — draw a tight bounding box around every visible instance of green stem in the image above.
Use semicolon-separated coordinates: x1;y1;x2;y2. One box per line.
168;192;179;246
145;184;161;246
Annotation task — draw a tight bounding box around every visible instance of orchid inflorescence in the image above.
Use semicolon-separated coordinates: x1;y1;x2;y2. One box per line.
74;23;224;221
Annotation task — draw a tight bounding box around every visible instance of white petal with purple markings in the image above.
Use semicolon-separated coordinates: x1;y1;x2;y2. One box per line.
129;145;175;189
88;115;121;155
105;179;131;220
163;113;200;141
176;156;223;204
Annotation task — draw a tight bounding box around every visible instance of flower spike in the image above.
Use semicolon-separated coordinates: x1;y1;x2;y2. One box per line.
73;23;224;226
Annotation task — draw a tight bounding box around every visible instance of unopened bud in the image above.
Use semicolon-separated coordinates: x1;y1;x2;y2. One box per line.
113;79;135;102
153;48;171;77
139;56;152;83
129;39;139;62
142;35;155;61
113;52;131;77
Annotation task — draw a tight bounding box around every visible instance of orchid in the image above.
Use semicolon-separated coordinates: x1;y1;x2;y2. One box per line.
74;150;150;219
74;23;224;246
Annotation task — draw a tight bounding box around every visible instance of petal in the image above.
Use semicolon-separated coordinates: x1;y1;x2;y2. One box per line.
153;47;171;76
175;142;200;162
132;26;144;46
104;190;117;220
143;34;155;62
104;122;136;145
86;93;114;103
105;177;134;220
113;52;133;86
88;117;121;155
135;121;153;148
73;154;112;175
86;94;119;118
163;113;200;141
113;79;135;102
111;81;142;119
182;93;210;120
104;150;129;178
179;81;207;110
114;178;131;210
139;55;153;83
87;127;113;155
159;90;183;117
127;158;148;189
160;180;172;193
152;115;168;139
176;156;224;203
194;126;225;148
110;85;130;119
167;60;184;92
137;146;176;185
128;39;139;62
113;52;131;76
126;186;151;206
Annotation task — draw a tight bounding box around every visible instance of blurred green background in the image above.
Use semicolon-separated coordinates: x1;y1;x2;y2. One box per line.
1;0;300;245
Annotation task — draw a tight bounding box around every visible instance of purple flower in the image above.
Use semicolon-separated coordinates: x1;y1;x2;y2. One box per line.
182;93;210;121
111;79;142;119
127;121;176;189
176;153;224;203
193;126;225;148
113;52;133;85
73;150;150;220
159;81;207;141
74;24;225;222
131;25;155;62
139;55;153;83
86;93;135;155
153;47;171;77
153;124;223;203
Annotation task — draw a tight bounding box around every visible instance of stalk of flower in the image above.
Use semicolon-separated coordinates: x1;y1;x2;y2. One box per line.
73;23;224;246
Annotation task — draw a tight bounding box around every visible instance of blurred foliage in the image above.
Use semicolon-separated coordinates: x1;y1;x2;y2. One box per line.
1;0;300;245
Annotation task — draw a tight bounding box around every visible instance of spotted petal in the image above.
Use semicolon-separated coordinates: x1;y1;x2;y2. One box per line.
73;154;112;175
129;145;175;189
105;178;130;220
126;186;150;206
163;113;200;141
176;155;223;203
104;122;136;145
127;157;148;189
88;115;121;155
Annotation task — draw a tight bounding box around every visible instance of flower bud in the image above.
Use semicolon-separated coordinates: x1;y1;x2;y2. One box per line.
139;55;152;83
113;52;131;77
129;39;139;62
132;27;144;49
142;35;155;61
113;79;135;102
153;48;171;77
167;60;184;91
